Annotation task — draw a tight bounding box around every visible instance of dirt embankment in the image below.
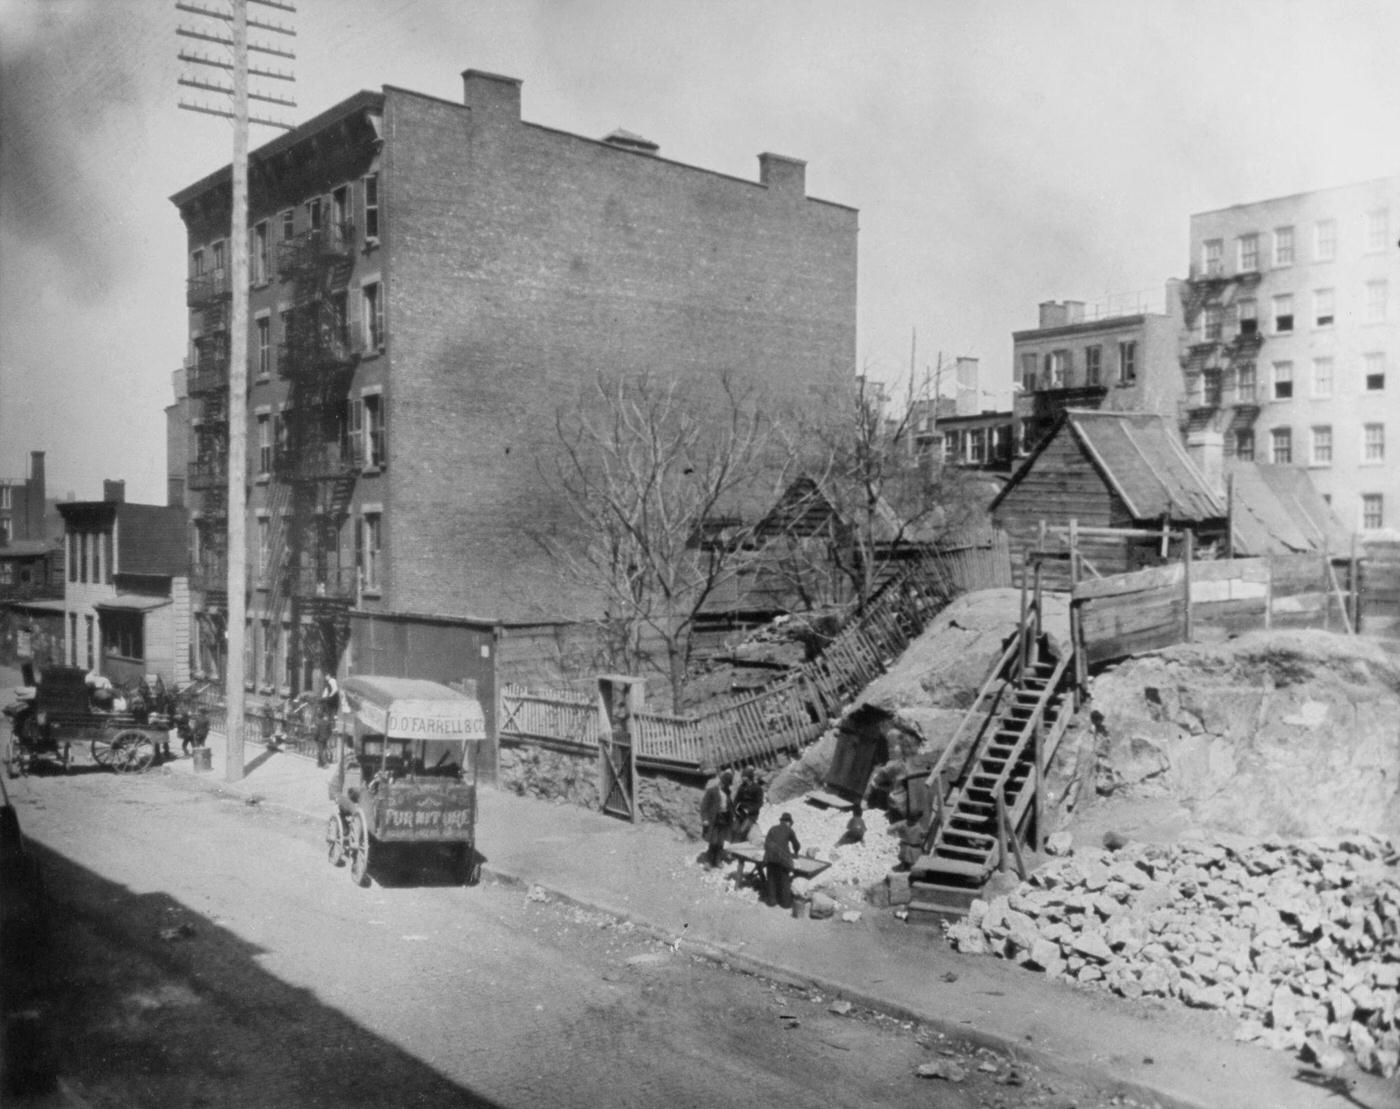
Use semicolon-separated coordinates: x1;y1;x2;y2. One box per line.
1060;629;1400;844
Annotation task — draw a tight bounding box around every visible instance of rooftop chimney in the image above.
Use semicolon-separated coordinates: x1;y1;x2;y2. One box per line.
758;152;806;199
461;69;522;124
27;451;46;538
1038;300;1086;329
1186;429;1225;496
103;479;126;504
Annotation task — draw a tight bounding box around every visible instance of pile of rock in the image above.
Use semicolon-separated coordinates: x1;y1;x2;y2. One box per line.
944;834;1399;1078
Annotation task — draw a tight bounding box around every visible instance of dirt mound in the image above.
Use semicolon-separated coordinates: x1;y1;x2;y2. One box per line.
1062;629;1400;843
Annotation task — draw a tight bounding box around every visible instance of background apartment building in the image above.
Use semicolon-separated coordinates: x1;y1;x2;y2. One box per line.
1012;284;1187;452
170;68;858;720
1182;176;1400;536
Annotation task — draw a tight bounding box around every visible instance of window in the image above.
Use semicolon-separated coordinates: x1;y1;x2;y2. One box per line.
1364;423;1385;463
0;487;9;510
1049;349;1069;387
67;531;77;582
251;221;268;285
102;529;113;583
1365;353;1386;391
281;208;294;241
305;197;322;231
257;414;271;475
1314;288;1334;328
1314;219;1336;262
1202;239;1223;276
105;611;144;661
1202;369;1222;406
331;185;348;231
68;612;77;666
1366;209;1389;253
258;516;270;580
362;393;385;468
1274;226;1294;266
1312;357;1333;398
191;247;205;277
968;428;987;464
359;513;382;592
1243;361;1265;406
1270;427;1292;464
256;315;271;378
1363;494;1384;530
1020;352;1038;393
1118;341;1137;384
1273;361;1293;400
1273;294;1293;333
85;615;94;670
212;239;226;272
1311;426;1332;465
1237;299;1258;336
1234;428;1255;461
1366;280;1388;324
282;623;294;692
1085;345;1102;387
261;619;278;691
363;281;384;350
363;173;379;240
1203;305;1223;341
1237;233;1259;273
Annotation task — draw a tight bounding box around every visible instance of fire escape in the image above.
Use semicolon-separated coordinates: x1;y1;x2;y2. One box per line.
1179;268;1263;449
186;278;232;614
273;218;361;678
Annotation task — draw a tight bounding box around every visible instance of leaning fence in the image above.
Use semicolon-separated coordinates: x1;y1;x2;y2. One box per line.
500;531;1012;773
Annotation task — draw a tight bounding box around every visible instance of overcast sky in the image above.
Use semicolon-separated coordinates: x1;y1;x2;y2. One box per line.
1;0;1396;503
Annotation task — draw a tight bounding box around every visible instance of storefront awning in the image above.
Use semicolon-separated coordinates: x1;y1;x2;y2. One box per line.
95;596;171;613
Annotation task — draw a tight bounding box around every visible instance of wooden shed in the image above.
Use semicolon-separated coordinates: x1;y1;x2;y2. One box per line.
991;409;1228;587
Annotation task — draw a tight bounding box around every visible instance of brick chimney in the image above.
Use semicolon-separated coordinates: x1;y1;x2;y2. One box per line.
26;451;45;538
1038;301;1086;328
103;479;126;504
758;153;806;199
461;69;522;124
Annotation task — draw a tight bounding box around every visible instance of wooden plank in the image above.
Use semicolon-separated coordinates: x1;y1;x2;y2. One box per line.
1073;561;1184;601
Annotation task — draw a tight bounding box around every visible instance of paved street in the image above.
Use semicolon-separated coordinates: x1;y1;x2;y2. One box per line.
5;765;1120;1109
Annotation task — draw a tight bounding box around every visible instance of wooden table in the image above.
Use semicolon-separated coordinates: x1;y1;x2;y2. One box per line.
724;841;832;885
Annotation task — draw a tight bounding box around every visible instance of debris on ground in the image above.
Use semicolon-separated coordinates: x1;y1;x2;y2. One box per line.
945;833;1400;1078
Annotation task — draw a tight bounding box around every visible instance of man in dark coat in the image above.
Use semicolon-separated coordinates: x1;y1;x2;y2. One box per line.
763;812;802;909
699;769;734;868
732;767;765;842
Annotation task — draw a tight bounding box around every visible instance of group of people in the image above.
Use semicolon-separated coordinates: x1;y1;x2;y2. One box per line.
698;767;804;910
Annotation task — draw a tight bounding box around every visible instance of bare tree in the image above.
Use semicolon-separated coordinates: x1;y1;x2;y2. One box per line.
760;370;990;612
537;370;792;707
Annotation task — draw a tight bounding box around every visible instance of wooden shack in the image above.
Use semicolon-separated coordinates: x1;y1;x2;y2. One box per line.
991;409;1228;587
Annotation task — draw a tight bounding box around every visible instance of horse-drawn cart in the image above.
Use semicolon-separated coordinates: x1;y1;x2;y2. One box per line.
4;665;175;777
326;676;486;888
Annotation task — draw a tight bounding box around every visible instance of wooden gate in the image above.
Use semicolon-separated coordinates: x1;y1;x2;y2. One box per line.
597;676;641;822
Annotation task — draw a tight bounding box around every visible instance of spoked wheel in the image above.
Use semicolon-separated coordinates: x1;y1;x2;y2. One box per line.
108;730;156;773
326;814;347;867
91;735;116;769
349;812;371;887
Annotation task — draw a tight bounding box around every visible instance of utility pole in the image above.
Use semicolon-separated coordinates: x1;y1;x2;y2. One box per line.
177;0;295;782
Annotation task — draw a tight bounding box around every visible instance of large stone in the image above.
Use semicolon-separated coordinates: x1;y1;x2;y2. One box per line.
1023;937;1062;972
1072;932;1113;963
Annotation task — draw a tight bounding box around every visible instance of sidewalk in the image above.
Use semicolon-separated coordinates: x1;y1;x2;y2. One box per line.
154;728;1394;1109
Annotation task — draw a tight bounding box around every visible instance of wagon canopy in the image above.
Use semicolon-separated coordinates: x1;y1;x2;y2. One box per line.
340;676;487;742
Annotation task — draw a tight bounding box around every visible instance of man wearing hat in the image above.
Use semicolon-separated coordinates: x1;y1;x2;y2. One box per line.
762;812;802;909
699;769;735;868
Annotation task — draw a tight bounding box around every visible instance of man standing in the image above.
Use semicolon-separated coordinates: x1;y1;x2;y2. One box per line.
732;767;765;842
763;812;801;909
317;672;341;769
699;769;734;868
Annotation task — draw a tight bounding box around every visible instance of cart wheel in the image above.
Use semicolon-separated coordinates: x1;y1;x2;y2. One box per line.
109;730;156;773
350;813;371;887
91;736;115;768
326;814;346;867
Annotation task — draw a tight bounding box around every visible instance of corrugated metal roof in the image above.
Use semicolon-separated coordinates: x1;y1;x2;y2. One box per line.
1067;410;1225;521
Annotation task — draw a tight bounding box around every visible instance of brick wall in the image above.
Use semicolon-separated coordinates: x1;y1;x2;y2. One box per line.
381;83;858;625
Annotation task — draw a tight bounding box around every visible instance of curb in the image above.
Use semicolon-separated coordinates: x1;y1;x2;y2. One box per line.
165;760;1210;1109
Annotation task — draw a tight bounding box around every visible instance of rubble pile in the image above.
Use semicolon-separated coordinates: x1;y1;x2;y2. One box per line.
945;834;1400;1077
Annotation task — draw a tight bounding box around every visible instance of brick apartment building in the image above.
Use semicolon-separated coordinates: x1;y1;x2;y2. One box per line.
0;451;58;598
169;68;858;717
1012;283;1187;454
1180;177;1400;535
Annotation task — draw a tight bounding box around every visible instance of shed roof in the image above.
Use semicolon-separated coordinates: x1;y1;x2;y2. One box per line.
992;410;1225;523
1226;462;1352;555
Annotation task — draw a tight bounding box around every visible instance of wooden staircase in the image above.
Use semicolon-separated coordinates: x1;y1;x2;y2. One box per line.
905;584;1077;921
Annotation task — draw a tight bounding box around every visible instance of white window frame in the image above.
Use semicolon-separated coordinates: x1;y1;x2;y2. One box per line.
1272;361;1293;400
363;173;379;241
281;208;295;242
1366;208;1389;253
1237;233;1259;273
1203;305;1223;341
1314;288;1334;328
1237;299;1258;335
1273;226;1294;267
1365;352;1387;392
1236;362;1257;403
1311;426;1332;466
1270;427;1292;465
361;512;382;592
1362;494;1384;530
1118;340;1137;384
255;312;271;378
251;220;268;285
362;279;384;351
1366;280;1388;324
1234;428;1255;462
1272;294;1294;333
1364;423;1385;464
1311;357;1333;398
1202;239;1223;276
1314;219;1337;262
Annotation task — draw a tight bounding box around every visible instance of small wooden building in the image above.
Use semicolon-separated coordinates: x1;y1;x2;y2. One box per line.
991;409;1228;586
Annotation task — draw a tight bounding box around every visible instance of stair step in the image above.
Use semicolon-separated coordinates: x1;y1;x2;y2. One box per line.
913;855;991;879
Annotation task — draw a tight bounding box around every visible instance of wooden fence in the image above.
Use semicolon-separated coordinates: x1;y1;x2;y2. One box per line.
1359;540;1400;637
1073;550;1362;667
500;532;1012;773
